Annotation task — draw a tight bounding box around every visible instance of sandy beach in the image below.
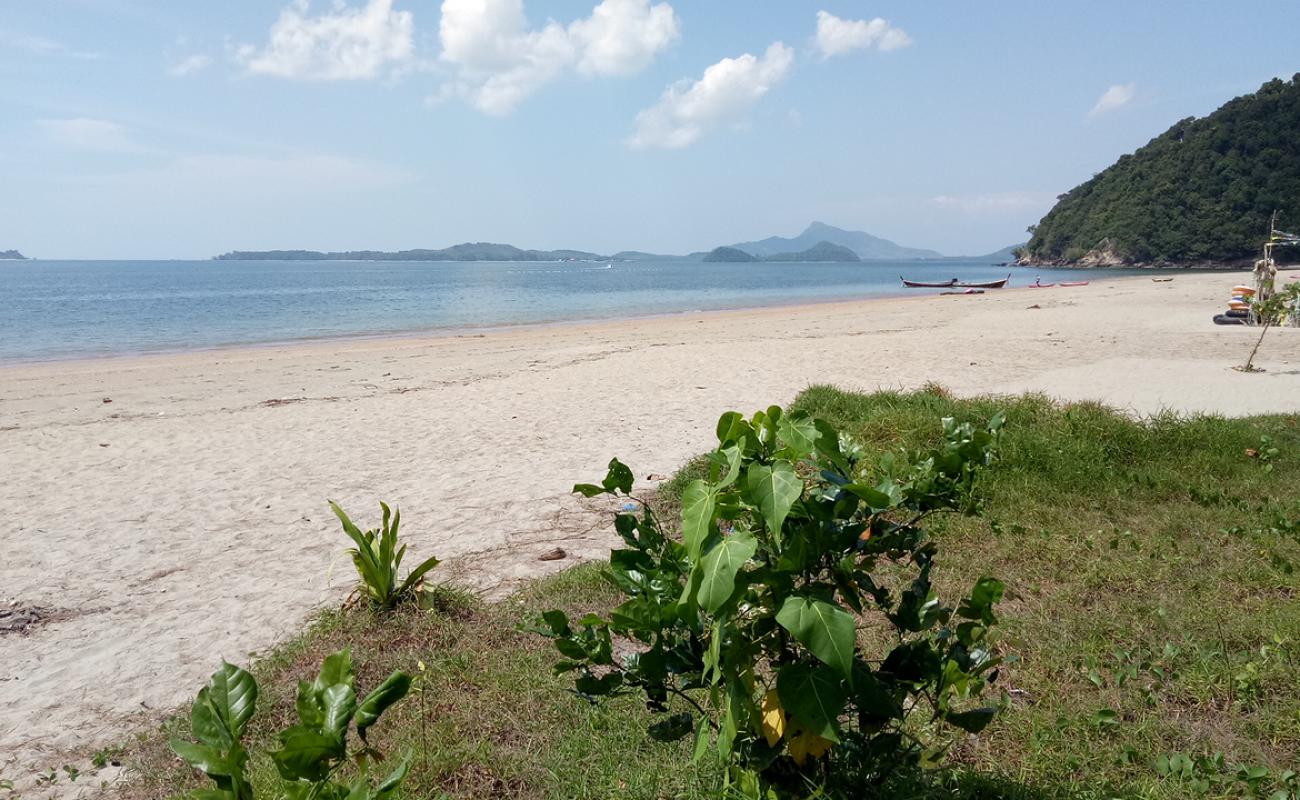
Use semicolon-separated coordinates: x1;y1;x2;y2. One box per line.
2;271;1299;788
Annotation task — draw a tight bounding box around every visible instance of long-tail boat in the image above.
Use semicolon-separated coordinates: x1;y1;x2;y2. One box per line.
954;273;1011;289
900;277;957;288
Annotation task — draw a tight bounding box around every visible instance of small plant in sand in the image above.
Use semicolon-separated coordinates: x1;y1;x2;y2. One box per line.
169;648;411;799
539;405;1006;799
1240;280;1300;373
331;501;441;610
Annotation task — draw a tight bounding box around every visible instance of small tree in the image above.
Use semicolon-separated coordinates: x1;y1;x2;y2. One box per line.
539;406;1006;799
1240;281;1300;373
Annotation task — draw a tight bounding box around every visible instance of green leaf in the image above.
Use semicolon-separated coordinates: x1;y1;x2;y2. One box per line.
776;595;857;679
271;726;344;782
374;756;411;799
321;684;357;740
745;460;800;536
315;648;354;691
355;671;412;740
776;663;847;742
713;444;743;489
396;554;441;599
602;458;634;494
572;483;607;497
680;480;716;561
696;531;757;613
541;609;569;635
777;413;818;458
647;712;695;742
957;577;1004;625
715;411;749;446
946;707;998;733
170;740;233;777
204;662;258;741
692;716;711;762
843;483;893;511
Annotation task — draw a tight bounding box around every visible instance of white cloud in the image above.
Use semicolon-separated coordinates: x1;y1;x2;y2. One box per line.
169;53;213;77
628;41;794;150
813;11;911;59
36;118;146;153
236;0;414;80
1089;83;1136;118
438;0;679;115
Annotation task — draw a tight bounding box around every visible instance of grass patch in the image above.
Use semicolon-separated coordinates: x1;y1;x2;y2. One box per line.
119;387;1300;799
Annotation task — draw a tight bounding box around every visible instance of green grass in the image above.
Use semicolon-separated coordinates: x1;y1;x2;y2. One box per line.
120;387;1300;799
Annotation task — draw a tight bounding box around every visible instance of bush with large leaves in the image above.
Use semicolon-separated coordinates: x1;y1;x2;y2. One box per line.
540;406;1007;798
170;648;412;799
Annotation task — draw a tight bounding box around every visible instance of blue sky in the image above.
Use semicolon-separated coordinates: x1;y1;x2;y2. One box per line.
3;0;1298;259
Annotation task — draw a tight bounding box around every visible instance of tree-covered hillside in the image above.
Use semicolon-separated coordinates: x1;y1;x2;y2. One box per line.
1022;74;1300;265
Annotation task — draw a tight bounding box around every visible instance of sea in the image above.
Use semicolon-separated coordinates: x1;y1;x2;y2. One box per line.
0;259;1126;363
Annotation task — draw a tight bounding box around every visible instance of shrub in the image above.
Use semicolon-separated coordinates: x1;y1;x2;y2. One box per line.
539;405;1007;799
169;648;412;799
330;501;441;610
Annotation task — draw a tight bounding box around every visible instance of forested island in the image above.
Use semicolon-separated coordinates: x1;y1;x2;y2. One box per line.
0;250;26;260
1020;74;1300;267
702;241;861;263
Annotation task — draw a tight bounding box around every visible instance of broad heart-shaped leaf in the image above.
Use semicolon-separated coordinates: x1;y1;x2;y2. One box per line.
602;458;634;494
196;662;257;745
777;413;817;458
680;479;716;561
696;531;758;613
272;726;345;782
355;671;412;740
776;663;847;742
745;460;800;537
776;596;857;679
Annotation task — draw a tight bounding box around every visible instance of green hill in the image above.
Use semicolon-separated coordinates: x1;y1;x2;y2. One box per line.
701;246;758;262
0;249;26;260
1021;74;1300;266
764;241;861;262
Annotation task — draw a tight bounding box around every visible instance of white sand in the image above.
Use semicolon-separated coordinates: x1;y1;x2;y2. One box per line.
2;271;1298;790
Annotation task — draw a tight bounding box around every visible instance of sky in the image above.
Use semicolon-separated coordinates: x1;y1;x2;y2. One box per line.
2;1;1299;260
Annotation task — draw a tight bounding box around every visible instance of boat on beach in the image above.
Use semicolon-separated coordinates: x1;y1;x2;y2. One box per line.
901;273;1010;289
955;273;1011;289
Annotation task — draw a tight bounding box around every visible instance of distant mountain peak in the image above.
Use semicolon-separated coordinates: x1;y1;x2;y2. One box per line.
728;223;940;260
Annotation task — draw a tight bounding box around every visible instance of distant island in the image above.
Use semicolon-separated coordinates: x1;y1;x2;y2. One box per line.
726;221;940;260
217;222;950;265
0;250;26;260
702;246;758;263
1021;74;1300;267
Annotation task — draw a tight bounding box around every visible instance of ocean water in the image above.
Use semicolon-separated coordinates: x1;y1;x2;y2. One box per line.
0;259;1124;363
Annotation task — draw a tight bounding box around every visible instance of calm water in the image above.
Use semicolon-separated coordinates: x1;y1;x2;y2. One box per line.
0;259;1123;363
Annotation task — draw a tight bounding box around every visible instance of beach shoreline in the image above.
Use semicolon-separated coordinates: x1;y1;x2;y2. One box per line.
3;271;1299;793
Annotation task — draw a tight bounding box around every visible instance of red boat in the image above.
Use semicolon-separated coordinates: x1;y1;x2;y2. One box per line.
900;277;957;288
955;273;1011;289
